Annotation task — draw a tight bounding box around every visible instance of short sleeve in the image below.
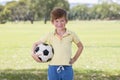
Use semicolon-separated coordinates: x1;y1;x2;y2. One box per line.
40;32;51;43
72;32;80;44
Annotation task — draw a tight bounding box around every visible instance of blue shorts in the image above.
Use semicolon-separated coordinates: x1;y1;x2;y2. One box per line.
48;65;74;80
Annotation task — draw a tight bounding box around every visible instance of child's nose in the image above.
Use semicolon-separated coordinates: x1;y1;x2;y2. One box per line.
58;22;62;26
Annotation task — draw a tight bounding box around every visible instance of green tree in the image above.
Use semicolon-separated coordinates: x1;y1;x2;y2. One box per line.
108;3;120;20
69;4;89;20
0;5;7;23
25;0;69;23
4;1;18;21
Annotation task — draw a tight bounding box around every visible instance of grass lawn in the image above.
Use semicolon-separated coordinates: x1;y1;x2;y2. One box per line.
0;21;120;80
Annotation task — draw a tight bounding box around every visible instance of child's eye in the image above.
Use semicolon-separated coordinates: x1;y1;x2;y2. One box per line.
55;21;58;22
61;20;65;22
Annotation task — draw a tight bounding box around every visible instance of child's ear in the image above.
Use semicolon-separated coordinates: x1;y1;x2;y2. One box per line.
65;19;68;23
65;20;68;24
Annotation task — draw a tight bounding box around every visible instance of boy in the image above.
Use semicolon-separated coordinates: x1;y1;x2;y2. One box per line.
32;7;83;80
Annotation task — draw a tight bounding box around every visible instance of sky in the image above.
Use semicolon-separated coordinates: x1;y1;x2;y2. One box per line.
68;0;99;4
0;0;17;2
68;0;120;4
0;0;17;5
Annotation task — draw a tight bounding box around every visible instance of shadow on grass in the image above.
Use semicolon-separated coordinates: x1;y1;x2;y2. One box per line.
0;69;120;80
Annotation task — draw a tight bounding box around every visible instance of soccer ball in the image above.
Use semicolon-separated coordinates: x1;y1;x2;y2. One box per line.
34;43;54;62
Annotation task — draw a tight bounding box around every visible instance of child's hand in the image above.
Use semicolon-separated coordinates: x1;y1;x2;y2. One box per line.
69;58;75;64
32;41;42;53
31;41;43;62
31;53;42;62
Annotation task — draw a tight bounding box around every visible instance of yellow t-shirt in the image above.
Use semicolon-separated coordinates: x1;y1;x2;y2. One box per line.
40;29;80;65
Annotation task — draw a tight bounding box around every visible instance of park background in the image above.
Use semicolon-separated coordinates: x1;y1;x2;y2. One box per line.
0;0;120;80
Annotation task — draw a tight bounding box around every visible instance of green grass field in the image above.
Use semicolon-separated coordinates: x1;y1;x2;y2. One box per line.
0;21;120;80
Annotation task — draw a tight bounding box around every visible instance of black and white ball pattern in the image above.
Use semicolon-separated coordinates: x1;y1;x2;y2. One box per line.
34;43;54;62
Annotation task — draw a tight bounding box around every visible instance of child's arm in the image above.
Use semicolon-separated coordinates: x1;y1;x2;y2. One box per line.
69;41;83;64
31;41;42;62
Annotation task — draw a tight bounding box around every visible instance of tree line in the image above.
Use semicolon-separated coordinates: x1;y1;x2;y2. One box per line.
0;0;69;24
0;0;120;24
69;2;120;20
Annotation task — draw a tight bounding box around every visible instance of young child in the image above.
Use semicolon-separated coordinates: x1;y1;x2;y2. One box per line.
32;7;83;80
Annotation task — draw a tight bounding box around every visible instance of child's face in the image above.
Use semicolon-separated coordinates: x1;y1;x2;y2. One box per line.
52;17;67;30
